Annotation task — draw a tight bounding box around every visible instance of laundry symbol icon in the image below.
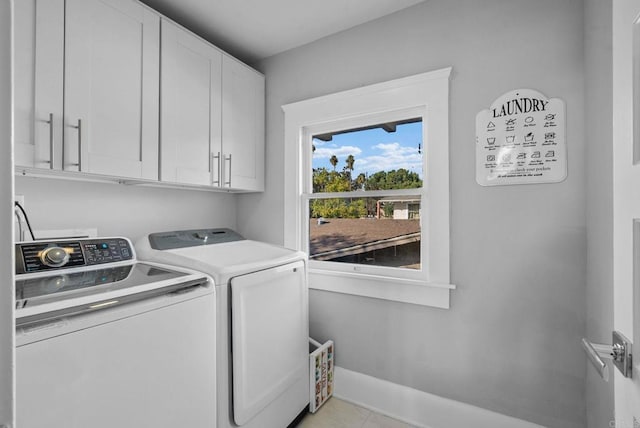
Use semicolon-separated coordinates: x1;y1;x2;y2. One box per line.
506;135;516;144
487;137;496;145
545;114;556;121
525;116;534;123
524;132;534;142
517;153;526;159
545;132;556;139
545;150;555;157
532;151;541;158
487;121;496;129
502;154;511;162
487;155;496;162
505;119;516;126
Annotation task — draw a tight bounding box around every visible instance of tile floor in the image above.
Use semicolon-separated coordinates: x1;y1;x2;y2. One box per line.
295;397;418;428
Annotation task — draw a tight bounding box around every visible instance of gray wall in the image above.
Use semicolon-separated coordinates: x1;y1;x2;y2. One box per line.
584;0;614;427
14;177;238;243
1;1;14;426
240;1;587;427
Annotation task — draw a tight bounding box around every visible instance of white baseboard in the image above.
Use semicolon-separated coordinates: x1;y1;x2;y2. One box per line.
333;366;546;428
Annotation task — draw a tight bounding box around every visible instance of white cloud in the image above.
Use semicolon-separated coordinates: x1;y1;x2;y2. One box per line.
355;142;423;176
374;142;417;155
374;142;401;151
313;146;362;159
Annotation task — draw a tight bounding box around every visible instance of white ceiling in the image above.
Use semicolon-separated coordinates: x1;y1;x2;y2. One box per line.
139;0;427;64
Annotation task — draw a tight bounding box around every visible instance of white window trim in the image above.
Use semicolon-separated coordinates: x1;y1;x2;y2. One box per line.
282;67;455;308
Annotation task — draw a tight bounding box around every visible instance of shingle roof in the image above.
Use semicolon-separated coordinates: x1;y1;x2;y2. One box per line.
309;218;420;256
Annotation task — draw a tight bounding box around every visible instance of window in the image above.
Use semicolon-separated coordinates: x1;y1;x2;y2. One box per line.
283;68;454;308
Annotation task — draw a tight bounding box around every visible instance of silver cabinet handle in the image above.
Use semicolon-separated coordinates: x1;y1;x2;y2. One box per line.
71;119;82;171
224;154;232;186
46;113;54;169
212;152;221;185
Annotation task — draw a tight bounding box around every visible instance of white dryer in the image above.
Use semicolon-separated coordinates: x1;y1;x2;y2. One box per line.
136;228;309;428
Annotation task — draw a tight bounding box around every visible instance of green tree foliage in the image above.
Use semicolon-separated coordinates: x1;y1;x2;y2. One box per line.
313;168;330;193
314;166;422;194
310;198;366;219
311;158;422;219
354;173;366;191
313;167;350;193
365;169;422;190
312;165;364;218
382;203;394;218
325;171;350;192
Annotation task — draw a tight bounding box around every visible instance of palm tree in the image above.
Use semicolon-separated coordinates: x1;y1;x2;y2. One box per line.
344;154;356;189
345;154;355;172
345;155;356;180
329;155;338;170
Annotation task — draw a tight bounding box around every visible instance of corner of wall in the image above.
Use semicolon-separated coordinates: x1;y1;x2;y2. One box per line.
583;0;614;427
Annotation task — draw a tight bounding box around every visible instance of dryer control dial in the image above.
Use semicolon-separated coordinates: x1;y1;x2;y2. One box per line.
40;247;70;267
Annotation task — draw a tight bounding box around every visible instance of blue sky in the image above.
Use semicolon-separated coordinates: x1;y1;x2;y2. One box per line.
312;121;423;179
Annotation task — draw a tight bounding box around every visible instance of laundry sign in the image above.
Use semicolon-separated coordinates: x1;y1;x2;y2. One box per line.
475;89;566;186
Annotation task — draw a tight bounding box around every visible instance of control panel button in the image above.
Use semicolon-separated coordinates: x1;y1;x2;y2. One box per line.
81;239;133;266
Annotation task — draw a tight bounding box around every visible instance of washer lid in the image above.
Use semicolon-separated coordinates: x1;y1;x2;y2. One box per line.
16;263;187;308
15;262;211;327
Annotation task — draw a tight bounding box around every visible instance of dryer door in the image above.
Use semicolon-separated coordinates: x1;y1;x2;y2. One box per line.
230;260;308;425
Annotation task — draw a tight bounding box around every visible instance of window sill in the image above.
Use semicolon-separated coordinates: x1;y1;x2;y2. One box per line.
308;268;455;309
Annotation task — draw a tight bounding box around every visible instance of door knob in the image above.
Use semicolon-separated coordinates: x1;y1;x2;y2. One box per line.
611;342;626;362
582;330;632;379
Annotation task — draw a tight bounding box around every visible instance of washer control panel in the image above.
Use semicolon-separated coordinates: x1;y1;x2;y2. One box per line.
16;238;134;274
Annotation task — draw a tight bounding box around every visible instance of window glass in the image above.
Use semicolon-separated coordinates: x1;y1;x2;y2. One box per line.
312;120;423;192
308;196;421;269
309;120;423;270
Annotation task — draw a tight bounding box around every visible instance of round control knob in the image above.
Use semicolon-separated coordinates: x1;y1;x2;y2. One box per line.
40;247;70;267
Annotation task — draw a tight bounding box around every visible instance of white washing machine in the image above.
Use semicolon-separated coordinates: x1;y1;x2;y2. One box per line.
136;228;309;428
15;237;217;428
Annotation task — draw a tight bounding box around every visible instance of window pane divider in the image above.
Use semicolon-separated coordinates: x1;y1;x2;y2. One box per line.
303;188;424;200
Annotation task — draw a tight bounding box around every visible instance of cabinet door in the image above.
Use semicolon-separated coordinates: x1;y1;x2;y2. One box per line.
14;0;64;169
222;56;265;191
64;0;160;179
160;19;222;186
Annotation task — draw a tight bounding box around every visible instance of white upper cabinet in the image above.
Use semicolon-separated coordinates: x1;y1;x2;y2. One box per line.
15;0;264;192
64;0;160;179
160;21;265;191
15;0;159;180
222;56;265;192
14;0;64;169
160;19;222;186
